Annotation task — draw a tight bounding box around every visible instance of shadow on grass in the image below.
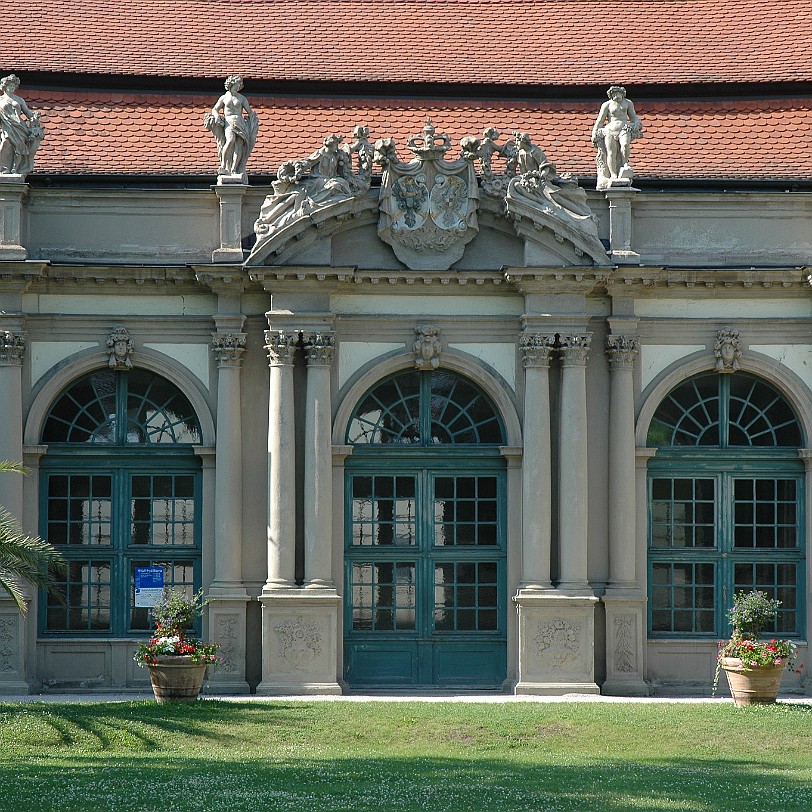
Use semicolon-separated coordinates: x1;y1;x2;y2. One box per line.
0;751;810;812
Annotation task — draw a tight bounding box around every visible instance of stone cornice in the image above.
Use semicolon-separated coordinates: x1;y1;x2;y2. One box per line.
505;267;611;296
194;266;249;295
607;266;810;294
0;261;48;294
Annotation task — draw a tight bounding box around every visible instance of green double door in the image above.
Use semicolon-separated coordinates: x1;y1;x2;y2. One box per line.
343;458;507;687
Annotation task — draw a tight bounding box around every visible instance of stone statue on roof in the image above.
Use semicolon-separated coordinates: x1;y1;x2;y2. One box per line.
0;74;44;179
247;128;373;262
204;75;259;183
592;85;642;190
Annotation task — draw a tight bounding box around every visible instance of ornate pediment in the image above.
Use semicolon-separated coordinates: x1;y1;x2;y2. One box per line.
244;120;610;268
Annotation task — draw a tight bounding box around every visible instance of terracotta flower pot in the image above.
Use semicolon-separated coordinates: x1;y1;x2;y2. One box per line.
721;656;788;706
147;655;208;703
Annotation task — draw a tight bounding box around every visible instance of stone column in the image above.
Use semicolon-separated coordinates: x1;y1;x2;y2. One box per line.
0;181;28;260
605;335;640;588
518;332;555;589
303;332;335;589
263;329;299;590
605;186;640;264
206;328;250;693
0;329;29;693
557;333;592;592
212;184;248;263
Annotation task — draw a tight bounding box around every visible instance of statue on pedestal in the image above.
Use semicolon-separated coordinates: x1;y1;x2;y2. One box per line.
204;75;259;183
592;86;642;190
0;75;44;178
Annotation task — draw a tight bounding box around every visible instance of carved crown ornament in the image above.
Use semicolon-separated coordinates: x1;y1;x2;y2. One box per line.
519;332;556;369
0;330;26;366
303;331;336;367
245;120;611;269
605;335;640;370
211;331;247;367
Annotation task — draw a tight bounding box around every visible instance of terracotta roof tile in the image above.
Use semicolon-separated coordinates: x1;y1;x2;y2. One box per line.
23;90;812;180
3;0;811;86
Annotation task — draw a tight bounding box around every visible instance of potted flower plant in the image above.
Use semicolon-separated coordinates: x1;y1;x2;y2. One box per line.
715;590;802;706
134;588;219;703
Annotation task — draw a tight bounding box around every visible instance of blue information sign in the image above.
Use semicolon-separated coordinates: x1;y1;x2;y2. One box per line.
134;567;165;607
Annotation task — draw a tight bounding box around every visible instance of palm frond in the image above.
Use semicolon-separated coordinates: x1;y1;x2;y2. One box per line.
0;460;28;475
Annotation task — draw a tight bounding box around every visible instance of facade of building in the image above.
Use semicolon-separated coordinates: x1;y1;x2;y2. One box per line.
1;1;811;695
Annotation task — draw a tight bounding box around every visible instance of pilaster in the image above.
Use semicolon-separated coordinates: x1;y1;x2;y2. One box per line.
557;333;592;593
0;180;28;260
212;184;248;263
517;331;555;591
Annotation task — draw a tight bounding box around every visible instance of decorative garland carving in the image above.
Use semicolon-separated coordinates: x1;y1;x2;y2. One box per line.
274;616;322;671
215;614;240;674
535;618;582;669
613;614;636;673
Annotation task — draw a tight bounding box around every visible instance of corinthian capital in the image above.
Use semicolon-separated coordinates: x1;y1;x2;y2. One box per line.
605;335;640;370
264;330;298;366
303;331;336;367
519;332;556;368
212;331;247;367
0;331;26;366
559;333;592;366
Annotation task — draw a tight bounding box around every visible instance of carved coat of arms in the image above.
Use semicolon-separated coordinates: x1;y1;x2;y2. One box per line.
375;119;479;271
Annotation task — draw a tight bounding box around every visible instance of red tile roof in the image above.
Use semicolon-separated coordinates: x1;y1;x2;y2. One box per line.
26;90;812;180
5;0;812;86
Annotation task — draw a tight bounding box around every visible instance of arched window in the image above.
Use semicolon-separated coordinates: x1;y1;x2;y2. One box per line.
39;369;203;637
347;369;505;446
344;369;507;687
647;372;804;638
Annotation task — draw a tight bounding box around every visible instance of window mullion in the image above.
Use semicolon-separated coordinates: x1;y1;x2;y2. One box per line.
719;375;730;449
419;372;431;446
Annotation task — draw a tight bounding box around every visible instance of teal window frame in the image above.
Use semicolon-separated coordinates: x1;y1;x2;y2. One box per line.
38;369;203;638
647;372;805;640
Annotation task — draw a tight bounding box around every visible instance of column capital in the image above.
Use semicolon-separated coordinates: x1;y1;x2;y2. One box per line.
212;331;247;368
519;332;556;368
559;333;592;366
0;331;25;366
605;335;640;370
264;330;298;366
303;331;336;367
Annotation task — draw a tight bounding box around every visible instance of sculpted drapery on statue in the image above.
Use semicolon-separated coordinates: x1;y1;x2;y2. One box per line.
248;127;373;263
0;75;44;177
592;86;642;191
204;75;259;183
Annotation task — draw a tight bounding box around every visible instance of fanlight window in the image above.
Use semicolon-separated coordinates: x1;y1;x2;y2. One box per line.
347;370;505;446
647;373;802;448
43;369;201;445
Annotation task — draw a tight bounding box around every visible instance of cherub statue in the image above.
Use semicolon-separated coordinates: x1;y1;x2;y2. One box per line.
204;75;259;181
0;74;45;177
592;86;643;190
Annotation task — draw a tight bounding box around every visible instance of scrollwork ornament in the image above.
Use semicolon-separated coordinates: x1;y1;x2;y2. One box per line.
414;325;441;370
264;330;298;366
519;332;556;368
211;332;247;368
0;330;25;366
559;333;592;367
605;335;640;370
303;332;336;367
535;618;582;669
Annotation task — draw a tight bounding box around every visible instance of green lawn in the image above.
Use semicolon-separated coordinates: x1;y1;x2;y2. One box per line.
2;700;811;811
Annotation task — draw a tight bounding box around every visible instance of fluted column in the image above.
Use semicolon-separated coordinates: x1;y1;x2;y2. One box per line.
264;329;299;590
211;330;247;590
0;331;26;514
606;335;640;587
519;332;556;589
303;332;335;589
557;333;592;591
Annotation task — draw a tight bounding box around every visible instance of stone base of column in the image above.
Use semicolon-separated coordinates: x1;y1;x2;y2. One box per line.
205;594;250;694
601;590;650;696
0;600;30;694
256;589;342;695
514;591;599;695
0;180;28;261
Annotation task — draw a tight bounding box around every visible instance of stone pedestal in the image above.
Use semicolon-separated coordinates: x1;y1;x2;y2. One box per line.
0;180;28;260
0;598;30;694
605;186;640;264
514;592;600;695
256;591;342;695
212;184;247;263
601;592;649;696
206;597;250;693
